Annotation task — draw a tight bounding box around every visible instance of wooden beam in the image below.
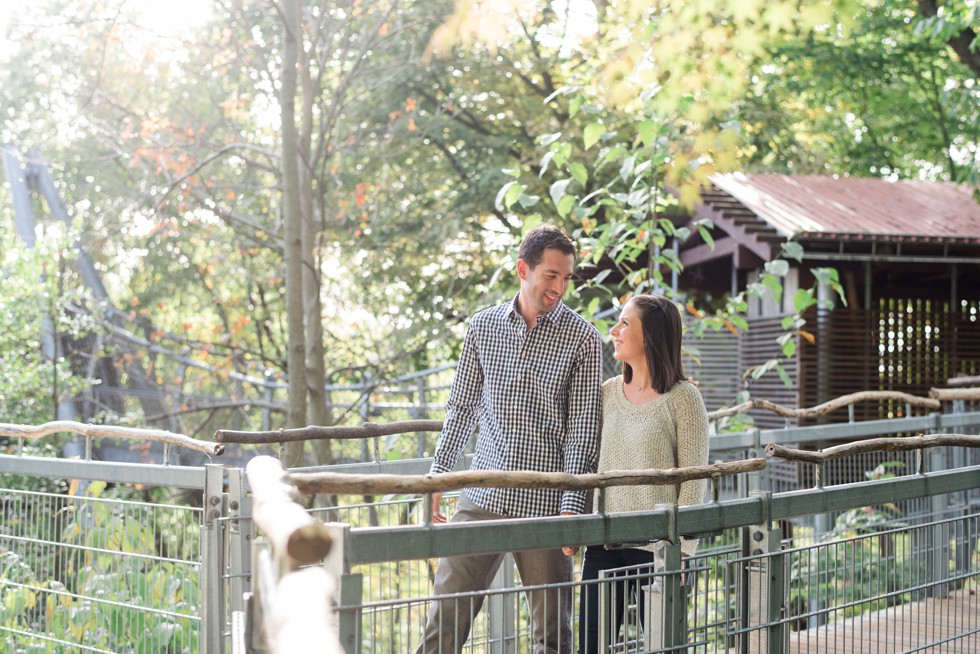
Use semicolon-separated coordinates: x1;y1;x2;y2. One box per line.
690;201;776;263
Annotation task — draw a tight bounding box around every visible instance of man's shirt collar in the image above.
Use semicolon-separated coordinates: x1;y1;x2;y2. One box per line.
508;293;566;326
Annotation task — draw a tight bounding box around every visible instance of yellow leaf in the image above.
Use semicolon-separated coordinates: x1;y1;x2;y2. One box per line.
799;329;816;344
678;182;702;210
763;3;796;35
799;3;833;30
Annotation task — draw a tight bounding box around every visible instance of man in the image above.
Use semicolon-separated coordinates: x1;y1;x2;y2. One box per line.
416;224;603;654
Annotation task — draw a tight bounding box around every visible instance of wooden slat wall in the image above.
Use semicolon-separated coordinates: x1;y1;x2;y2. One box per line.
742;315;800;430
685;327;740;416
800;299;980;422
795;298;980;485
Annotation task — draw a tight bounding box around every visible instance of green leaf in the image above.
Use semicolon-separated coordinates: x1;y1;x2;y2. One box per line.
782;241;804;262
522;214;542;235
619;154;636;182
504;182;524;210
550;178;572;207
638;119;657;147
569;95;584;118
776;361;794;388
556;194;576;217
793;288;815;314
762;274;783;304
627;190;648;207
587;296;601;318
518;193;540;209
697;225;715;248
568;162;589;186
764;259;790;276
728;315;749;331
495;181;518;212
538;132;562;146
539;151;555;177
584;123;604;150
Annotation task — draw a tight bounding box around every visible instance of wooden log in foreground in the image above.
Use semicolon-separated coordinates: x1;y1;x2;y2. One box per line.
0;420;224;456
246;456;333;567
708;390;940;421
267;566;342;654
929;387;980;402
765;433;980;464
287;458;766;496
215;419;443;444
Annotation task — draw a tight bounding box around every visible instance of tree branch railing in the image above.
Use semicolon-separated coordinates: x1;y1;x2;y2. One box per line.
244;456;341;654
216;420;443;444
0;420;224;456
765;433;980;465
286;458;767;497
765;433;980;488
214;388;979;445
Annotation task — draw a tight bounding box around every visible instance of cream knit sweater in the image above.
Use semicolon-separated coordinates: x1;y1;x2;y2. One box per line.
595;377;710;555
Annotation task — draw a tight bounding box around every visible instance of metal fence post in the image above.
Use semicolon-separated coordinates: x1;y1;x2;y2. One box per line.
644;537;686;652
337;573;363;654
226;468;253;630
930;412;950;598
488;553;517;653
741;491;787;654
201;463;227;654
748;429;765;496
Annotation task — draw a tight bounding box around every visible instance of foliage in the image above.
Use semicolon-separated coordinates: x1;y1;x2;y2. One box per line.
744;0;980;183
0;231;95;427
0;481;200;653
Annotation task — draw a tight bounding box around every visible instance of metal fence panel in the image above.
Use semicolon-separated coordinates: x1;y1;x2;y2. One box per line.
0;486;202;653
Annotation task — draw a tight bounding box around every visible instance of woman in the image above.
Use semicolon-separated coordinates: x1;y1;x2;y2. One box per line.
564;294;710;654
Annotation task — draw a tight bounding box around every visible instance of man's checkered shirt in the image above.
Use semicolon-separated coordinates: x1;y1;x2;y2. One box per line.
430;295;603;517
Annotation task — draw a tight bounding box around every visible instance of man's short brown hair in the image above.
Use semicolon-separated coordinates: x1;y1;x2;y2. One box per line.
517;224;576;267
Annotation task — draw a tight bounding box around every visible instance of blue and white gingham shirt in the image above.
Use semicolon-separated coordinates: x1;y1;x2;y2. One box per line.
430;295;603;517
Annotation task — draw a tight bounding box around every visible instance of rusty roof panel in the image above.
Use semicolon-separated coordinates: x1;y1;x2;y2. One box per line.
709;173;980;243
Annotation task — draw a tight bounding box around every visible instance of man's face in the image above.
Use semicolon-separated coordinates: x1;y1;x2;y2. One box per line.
517;248;575;318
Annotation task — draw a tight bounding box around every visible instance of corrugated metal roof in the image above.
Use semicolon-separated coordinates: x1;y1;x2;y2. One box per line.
710;173;980;243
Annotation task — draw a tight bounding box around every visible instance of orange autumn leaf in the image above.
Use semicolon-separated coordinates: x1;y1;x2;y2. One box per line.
408;118;416;131
799;329;816;344
405;97;417;112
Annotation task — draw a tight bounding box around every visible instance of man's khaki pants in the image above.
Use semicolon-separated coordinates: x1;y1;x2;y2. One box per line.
415;493;573;654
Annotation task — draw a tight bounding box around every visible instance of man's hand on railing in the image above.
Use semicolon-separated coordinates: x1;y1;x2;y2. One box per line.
561;512;578;556
431;491;447;523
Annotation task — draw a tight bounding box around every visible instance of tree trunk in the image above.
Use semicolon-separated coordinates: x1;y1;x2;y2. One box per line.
280;0;307;468
298;18;334;466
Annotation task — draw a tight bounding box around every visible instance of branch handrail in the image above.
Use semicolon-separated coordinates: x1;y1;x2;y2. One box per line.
765;433;980;464
215;388;978;445
709;390;940;421
286;458;766;496
0;420;224;456
246;456;333;566
216;420;443;444
245;456;341;653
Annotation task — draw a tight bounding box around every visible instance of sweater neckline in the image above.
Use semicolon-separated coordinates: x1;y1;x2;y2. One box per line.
614;376;672;409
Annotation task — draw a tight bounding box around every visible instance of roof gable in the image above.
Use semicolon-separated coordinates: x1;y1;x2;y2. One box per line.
709;173;980;244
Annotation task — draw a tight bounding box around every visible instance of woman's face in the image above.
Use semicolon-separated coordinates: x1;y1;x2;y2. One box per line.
610;300;645;364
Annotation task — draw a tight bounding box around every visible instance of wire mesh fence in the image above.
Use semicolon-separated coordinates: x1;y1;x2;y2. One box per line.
0;486;202;653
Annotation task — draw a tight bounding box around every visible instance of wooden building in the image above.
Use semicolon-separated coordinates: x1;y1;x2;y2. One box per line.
677;173;980;428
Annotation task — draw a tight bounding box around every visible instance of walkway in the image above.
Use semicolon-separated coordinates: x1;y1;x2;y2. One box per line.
787;588;980;653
